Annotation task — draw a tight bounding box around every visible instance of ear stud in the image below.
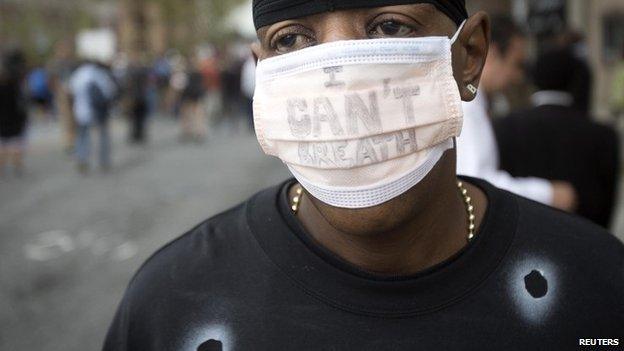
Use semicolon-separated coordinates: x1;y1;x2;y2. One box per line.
467;84;478;95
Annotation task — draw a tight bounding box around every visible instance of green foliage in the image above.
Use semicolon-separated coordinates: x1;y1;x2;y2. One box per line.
147;0;248;50
0;0;95;65
0;0;248;64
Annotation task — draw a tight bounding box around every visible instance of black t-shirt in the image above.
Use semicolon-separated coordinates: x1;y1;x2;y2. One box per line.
103;178;624;351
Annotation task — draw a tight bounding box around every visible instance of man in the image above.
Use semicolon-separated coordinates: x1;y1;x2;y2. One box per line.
554;31;593;114
180;54;208;143
495;48;619;228
69;61;117;173
456;16;577;211
125;53;151;144
104;2;624;350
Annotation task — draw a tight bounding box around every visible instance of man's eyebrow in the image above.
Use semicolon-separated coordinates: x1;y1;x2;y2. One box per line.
257;27;268;41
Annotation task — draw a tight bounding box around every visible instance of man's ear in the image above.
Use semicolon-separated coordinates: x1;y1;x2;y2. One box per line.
250;42;261;63
455;11;490;102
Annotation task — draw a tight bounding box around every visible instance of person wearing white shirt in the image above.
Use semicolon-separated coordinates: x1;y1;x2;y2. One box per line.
457;15;577;211
69;62;117;173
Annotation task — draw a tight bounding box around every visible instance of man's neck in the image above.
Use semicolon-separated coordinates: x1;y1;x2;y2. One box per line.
292;171;487;276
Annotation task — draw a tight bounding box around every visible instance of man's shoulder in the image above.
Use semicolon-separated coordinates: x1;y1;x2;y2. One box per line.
125;182;286;293
155;202;248;258
126;201;255;295
493;187;624;312
503;188;624;264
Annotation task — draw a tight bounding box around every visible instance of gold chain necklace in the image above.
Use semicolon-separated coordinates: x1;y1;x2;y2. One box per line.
291;180;476;242
457;181;476;241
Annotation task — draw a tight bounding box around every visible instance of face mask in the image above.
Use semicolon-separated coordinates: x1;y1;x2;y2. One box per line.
254;22;466;209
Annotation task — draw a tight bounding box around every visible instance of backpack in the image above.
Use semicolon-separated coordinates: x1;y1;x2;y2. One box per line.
87;81;110;122
27;68;50;100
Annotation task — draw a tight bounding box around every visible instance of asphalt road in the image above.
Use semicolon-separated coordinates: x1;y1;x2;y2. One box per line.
0;117;289;351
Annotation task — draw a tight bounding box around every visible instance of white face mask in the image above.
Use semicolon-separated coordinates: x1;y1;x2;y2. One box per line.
254;22;466;209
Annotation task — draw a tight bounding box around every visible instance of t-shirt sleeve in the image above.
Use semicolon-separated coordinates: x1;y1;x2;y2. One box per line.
102;293;131;351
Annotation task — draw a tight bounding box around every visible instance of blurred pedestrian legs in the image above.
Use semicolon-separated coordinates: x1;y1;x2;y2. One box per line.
181;98;207;142
180;56;207;143
75;117;111;172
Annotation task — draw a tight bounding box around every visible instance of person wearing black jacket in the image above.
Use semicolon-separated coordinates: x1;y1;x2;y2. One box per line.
495;48;620;227
0;50;28;176
126;56;151;144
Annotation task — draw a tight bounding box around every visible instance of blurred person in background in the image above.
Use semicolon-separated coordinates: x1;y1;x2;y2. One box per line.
220;44;246;132
198;46;222;136
153;52;172;115
169;53;188;119
554;31;593;114
612;43;624;118
125;53;150;144
111;52;130;90
0;50;28;176
69;60;118;174
240;51;256;131
27;64;54;121
104;2;624;350
49;40;77;154
180;55;207;143
457;15;577;212
495;48;619;228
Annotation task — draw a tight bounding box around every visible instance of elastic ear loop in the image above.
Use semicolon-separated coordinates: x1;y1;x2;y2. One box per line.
450;20;467;45
449;20;479;96
452;21;468;151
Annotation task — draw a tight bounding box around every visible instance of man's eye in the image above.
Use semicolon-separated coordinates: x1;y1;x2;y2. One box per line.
273;33;312;53
371;21;414;37
278;34;297;49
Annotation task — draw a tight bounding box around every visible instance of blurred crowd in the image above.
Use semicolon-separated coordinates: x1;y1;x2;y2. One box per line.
2;15;624;231
0;40;256;174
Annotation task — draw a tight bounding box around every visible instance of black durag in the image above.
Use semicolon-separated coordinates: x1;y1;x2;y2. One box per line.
253;0;468;30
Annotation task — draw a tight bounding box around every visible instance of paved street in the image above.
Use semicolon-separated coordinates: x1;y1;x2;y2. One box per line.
1;116;624;351
0;117;289;351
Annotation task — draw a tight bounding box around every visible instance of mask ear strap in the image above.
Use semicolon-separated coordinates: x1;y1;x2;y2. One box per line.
450;20;467;45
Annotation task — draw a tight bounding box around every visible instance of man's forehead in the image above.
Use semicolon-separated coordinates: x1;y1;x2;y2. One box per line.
253;0;468;30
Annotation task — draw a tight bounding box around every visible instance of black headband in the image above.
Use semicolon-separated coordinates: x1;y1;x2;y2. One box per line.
253;0;468;30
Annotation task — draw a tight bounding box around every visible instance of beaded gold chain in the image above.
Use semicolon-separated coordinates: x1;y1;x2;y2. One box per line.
291;180;476;242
